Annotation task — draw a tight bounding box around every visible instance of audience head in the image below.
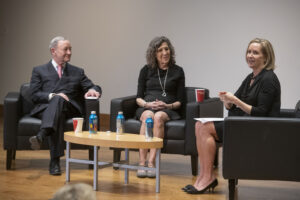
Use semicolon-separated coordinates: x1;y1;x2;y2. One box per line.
146;36;176;68
52;183;96;200
49;36;72;64
246;38;275;70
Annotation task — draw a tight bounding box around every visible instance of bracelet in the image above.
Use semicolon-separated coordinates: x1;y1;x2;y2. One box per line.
171;103;173;109
143;102;147;108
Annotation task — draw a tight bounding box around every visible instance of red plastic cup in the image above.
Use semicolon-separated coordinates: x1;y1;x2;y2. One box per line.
72;118;83;133
195;89;205;102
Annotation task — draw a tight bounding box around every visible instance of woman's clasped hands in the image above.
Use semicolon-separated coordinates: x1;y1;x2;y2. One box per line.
146;99;167;110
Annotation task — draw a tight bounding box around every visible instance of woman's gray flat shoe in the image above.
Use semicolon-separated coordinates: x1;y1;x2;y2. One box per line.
147;166;156;178
137;165;147;178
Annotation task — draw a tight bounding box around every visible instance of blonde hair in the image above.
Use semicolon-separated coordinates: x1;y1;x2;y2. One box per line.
246;38;276;70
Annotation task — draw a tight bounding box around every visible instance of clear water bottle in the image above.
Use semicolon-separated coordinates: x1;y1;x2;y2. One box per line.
89;111;98;134
116;111;124;134
145;116;153;140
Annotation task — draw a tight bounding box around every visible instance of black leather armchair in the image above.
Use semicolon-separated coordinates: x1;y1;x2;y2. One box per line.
110;87;223;175
3;83;100;170
223;101;300;200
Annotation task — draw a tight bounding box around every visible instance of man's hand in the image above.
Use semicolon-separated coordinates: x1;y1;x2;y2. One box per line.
84;89;100;99
57;93;69;101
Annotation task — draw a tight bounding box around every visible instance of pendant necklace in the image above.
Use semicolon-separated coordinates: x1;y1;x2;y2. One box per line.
157;68;168;97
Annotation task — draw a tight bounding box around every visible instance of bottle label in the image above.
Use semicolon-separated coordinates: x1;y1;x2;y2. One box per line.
145;120;153;139
116;119;124;134
116;114;124;134
89;117;97;134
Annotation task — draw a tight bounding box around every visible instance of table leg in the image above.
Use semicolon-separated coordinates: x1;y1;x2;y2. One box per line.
66;141;70;182
93;146;98;190
125;148;129;184
155;149;161;193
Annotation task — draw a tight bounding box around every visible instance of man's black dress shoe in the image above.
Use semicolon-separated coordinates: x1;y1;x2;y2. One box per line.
186;179;218;194
29;135;42;150
29;130;47;150
49;158;61;176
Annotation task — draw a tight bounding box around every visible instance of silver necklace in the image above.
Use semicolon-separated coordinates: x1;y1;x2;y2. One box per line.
157;68;168;97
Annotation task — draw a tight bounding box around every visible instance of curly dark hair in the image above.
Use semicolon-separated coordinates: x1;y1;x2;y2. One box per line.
146;36;176;68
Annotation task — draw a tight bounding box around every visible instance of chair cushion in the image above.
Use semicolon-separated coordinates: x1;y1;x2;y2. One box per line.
18;116;74;136
18;116;41;136
165;120;185;140
124;119;140;134
124;118;185;140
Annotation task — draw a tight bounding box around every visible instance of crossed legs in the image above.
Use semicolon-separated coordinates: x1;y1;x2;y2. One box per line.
183;121;219;194
29;96;80;175
194;121;218;189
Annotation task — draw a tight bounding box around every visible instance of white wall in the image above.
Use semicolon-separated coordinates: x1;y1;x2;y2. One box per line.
1;0;299;114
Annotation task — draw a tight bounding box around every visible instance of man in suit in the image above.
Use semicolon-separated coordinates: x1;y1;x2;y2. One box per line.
29;36;101;175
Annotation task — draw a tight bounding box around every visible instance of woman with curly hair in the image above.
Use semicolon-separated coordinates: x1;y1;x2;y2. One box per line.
136;36;185;178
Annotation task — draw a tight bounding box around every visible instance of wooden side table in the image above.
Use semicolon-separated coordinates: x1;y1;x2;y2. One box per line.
64;131;163;192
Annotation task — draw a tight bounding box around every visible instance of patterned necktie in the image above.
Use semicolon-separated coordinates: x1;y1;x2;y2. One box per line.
57;65;62;78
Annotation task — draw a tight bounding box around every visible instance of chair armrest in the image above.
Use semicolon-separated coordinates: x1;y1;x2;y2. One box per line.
279;108;296;118
223;116;300;181
110;95;137;131
199;97;224;117
84;98;100;131
3;92;21;149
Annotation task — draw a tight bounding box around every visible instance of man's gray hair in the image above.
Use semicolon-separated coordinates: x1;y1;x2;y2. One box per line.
49;36;65;50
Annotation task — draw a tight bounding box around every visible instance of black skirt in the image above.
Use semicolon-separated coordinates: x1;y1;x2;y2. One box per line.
135;107;181;120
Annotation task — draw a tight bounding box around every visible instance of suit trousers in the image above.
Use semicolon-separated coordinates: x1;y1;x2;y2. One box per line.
35;96;80;159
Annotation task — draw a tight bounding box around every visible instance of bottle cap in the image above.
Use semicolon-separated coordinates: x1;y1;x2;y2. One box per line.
91;111;96;114
118;111;123;114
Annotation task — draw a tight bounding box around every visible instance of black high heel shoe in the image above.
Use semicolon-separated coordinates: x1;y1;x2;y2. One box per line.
181;184;193;191
186;179;218;194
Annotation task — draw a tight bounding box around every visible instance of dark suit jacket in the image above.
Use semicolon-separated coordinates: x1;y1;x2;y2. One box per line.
30;61;101;116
